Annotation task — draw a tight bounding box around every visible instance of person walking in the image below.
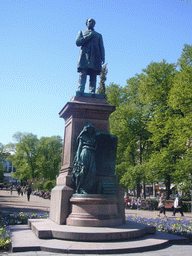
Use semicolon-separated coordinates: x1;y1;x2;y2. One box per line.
157;193;166;217
17;185;21;196
172;194;184;216
27;186;32;201
20;186;23;196
10;184;13;195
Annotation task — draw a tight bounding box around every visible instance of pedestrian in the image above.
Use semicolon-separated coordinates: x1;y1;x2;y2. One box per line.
172;194;184;216
137;197;142;210
10;184;13;195
27;186;32;201
157;193;166;217
20;186;23;196
125;197;131;209
131;197;136;209
17;185;21;196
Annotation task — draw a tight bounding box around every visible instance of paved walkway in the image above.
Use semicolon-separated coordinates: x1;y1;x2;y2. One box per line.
0;190;50;214
126;207;192;219
0;189;192;255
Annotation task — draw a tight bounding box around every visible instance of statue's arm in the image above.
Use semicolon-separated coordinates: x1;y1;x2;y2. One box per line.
76;30;94;47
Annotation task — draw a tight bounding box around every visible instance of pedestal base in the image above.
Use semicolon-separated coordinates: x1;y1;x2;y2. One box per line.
66;195;123;227
49;185;74;225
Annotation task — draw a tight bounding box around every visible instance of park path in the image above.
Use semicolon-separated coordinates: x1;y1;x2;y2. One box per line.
0;189;50;214
0;189;192;219
0;189;192;256
126;207;192;219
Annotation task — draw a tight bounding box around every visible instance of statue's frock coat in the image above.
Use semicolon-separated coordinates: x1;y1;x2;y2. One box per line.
76;29;105;75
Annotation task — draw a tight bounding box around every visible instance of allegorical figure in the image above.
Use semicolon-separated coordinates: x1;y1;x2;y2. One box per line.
72;123;97;194
76;18;105;95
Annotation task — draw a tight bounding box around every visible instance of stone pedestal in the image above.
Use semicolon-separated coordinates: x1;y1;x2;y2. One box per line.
49;96;116;225
66;195;123;227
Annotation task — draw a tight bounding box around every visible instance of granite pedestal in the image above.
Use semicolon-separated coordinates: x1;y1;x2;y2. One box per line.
66;194;123;227
49;95;124;226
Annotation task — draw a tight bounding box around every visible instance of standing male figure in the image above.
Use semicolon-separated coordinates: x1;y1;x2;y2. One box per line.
76;18;105;95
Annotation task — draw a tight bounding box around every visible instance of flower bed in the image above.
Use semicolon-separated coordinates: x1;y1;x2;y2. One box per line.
1;212;192;251
0;212;48;250
127;215;192;241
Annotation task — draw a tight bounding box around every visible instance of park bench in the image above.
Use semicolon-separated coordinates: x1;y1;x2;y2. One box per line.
165;202;173;210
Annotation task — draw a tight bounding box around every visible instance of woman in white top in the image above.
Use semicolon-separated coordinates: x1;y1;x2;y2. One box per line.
158;193;166;217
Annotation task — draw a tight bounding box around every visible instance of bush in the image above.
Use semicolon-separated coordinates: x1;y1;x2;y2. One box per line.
145;199;159;210
44;180;55;191
182;201;191;212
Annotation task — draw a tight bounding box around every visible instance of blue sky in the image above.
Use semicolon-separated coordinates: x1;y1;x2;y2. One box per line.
0;0;191;145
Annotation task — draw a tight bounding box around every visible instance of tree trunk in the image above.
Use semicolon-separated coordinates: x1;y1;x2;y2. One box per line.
136;182;141;198
165;174;171;199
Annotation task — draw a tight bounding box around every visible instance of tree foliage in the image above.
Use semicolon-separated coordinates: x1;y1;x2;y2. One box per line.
97;63;108;95
12;133;39;182
106;44;192;198
0;163;4;182
0;143;10;182
36;136;62;181
11;133;62;188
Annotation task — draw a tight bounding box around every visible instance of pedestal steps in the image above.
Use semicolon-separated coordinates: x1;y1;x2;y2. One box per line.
10;219;188;254
28;219;155;241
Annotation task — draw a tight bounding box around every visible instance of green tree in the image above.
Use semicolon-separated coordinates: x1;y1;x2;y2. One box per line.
0;143;4;161
12;133;39;183
36;136;62;181
106;78;152;197
168;44;192;191
0;143;10;182
106;83;126;107
0;163;4;182
138;60;177;198
107;45;192;198
97;63;108;95
44;180;56;191
0;143;9;163
12;133;62;186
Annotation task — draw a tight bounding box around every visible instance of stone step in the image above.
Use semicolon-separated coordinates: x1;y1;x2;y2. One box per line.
28;219;155;241
10;221;188;254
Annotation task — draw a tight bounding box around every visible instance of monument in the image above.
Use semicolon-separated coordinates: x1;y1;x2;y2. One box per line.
11;19;180;255
48;18;124;226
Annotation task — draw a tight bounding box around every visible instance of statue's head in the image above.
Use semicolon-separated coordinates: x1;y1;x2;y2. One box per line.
77;123;96;143
86;18;96;29
84;123;95;135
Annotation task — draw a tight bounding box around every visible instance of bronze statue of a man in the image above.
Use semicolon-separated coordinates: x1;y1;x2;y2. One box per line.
76;18;105;95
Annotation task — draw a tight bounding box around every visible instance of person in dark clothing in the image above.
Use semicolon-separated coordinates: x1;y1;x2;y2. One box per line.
27;186;32;201
17;185;21;196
